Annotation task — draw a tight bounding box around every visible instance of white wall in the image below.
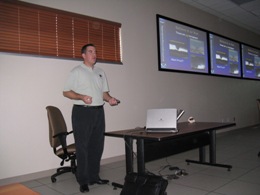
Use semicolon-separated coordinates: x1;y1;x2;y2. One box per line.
1;0;260;181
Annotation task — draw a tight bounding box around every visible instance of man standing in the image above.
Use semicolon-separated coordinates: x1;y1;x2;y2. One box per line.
63;44;119;193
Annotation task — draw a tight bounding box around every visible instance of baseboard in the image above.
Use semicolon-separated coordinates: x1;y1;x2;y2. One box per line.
216;123;260;134
0;169;55;186
101;154;125;165
0;155;125;186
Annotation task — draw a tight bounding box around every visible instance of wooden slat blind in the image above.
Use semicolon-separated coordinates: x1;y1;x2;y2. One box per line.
0;0;122;64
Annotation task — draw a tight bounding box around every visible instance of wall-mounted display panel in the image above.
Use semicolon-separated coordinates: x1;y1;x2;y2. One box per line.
209;33;241;78
241;44;260;80
157;14;209;74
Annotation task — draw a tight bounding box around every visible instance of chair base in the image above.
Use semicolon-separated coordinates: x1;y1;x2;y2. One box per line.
51;166;76;183
112;182;124;190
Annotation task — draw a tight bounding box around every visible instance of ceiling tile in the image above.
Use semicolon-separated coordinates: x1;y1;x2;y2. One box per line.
178;0;260;35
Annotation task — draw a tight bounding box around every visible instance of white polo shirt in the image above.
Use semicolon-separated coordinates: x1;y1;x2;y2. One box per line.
64;63;109;106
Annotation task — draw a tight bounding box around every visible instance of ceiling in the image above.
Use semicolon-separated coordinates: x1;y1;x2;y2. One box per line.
179;0;260;35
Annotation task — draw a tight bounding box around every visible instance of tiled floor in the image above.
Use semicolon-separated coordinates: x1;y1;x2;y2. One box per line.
22;125;260;195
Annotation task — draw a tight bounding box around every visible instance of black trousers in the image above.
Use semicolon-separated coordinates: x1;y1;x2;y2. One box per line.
72;105;105;185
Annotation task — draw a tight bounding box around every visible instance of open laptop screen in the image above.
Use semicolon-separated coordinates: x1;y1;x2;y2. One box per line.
146;108;177;133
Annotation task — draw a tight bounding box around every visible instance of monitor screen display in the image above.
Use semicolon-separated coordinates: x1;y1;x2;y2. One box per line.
241;44;260;80
157;14;209;74
209;33;241;78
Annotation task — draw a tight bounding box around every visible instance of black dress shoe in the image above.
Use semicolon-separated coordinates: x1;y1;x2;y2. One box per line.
89;178;109;185
80;184;89;193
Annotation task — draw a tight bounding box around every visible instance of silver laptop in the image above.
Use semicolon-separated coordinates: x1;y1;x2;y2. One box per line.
145;108;184;133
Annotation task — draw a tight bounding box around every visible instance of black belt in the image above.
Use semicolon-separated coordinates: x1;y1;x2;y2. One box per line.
74;104;103;109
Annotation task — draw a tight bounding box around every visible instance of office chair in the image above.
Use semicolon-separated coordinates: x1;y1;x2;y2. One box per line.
257;99;260;157
46;106;77;183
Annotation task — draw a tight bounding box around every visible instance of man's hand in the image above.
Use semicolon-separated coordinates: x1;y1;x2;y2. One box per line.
108;97;120;106
82;95;92;104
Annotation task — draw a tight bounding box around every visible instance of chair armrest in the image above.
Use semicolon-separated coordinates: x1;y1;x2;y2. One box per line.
53;131;74;163
67;130;74;135
53;132;69;155
53;132;68;138
53;131;73;138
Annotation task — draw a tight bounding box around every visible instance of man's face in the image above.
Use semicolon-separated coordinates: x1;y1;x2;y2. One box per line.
83;46;97;66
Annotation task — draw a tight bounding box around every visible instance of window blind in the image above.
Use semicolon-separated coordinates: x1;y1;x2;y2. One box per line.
0;0;122;64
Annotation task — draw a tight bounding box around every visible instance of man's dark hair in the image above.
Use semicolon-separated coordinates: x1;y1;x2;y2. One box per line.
81;43;95;54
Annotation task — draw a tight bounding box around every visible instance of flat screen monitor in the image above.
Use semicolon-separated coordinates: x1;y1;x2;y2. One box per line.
241;44;260;80
209;33;241;78
157;14;209;74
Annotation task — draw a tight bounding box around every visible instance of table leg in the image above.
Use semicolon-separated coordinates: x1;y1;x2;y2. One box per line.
186;130;232;171
111;137;133;190
136;138;145;174
199;146;206;162
209;130;216;163
125;136;133;174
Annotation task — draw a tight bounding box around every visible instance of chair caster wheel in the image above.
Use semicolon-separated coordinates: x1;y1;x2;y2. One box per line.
51;177;56;183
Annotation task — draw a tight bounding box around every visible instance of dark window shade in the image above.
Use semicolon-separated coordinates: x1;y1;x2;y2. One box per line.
73;17;89;59
20;6;39;54
57;14;74;58
0;3;19;53
0;0;122;64
39;11;57;57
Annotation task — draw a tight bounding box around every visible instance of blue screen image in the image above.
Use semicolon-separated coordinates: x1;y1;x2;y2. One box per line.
242;44;260;80
209;33;241;78
158;16;209;74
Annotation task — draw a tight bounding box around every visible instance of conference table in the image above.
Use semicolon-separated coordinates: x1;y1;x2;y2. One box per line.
105;122;235;175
